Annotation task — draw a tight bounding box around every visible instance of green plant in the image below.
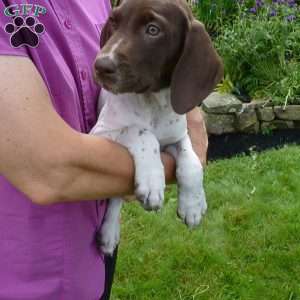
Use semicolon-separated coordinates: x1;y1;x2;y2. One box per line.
193;0;236;36
215;11;300;105
261;125;273;136
193;0;255;36
215;74;235;94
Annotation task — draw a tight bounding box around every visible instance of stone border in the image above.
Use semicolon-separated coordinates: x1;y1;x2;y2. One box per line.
201;92;300;135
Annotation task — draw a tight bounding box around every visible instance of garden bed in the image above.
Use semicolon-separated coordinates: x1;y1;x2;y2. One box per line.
194;0;300;161
193;0;300;108
208;129;300;160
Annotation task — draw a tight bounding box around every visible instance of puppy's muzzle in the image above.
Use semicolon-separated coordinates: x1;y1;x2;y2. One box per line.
94;57;118;85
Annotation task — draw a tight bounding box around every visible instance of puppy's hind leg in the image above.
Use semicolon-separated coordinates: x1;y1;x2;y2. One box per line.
97;197;123;256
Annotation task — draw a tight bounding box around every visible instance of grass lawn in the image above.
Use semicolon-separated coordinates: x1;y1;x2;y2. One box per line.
111;146;300;300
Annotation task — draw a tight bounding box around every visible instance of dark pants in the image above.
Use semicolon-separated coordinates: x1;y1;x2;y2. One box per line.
100;247;118;300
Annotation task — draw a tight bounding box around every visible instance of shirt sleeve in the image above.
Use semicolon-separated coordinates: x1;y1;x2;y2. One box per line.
0;2;28;57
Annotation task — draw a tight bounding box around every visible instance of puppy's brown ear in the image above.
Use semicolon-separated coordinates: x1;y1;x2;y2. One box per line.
171;21;223;114
100;18;113;48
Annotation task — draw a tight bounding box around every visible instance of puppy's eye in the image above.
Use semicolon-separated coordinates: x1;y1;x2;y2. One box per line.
146;24;160;36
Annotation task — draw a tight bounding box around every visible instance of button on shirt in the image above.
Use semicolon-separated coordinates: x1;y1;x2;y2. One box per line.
0;1;111;299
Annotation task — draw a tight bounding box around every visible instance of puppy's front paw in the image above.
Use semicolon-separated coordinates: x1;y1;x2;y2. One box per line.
97;219;120;256
178;187;207;229
135;167;165;211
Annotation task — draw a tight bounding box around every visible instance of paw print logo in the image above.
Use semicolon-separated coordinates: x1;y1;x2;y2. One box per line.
4;16;45;48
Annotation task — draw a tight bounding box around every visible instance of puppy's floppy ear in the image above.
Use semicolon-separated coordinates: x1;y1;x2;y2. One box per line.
100;18;113;48
171;21;223;114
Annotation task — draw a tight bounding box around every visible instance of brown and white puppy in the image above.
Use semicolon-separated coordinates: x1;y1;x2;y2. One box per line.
91;0;223;255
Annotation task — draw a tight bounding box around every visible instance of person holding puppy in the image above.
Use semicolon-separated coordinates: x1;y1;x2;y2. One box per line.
0;1;208;299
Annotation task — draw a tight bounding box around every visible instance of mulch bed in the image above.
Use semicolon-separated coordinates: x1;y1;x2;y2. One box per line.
208;130;300;161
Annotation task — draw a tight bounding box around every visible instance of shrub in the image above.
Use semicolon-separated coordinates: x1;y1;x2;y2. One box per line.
215;1;300;105
192;0;256;36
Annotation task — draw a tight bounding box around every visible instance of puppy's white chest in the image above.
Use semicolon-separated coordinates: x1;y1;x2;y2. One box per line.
92;88;187;147
148;92;187;146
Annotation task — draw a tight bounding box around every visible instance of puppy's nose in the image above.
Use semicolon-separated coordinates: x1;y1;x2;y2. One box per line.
95;57;117;76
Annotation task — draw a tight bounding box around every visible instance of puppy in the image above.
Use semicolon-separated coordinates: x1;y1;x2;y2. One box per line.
91;0;223;255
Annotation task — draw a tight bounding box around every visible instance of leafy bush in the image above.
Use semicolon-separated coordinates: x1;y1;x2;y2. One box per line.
192;0;237;35
193;0;256;36
214;1;300;105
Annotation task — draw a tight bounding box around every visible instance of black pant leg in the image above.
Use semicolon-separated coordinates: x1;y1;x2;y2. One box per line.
100;247;119;300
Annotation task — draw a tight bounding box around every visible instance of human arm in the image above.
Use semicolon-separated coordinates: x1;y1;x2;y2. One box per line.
187;107;208;166
0;55;176;205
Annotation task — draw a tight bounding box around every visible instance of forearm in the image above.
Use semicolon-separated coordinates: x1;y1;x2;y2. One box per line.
51;133;176;204
187;107;208;166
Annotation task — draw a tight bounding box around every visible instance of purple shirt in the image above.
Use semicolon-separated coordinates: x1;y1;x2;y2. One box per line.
0;1;111;299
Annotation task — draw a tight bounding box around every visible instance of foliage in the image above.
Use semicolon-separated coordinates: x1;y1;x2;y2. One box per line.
214;1;300;105
215;74;235;94
112;146;300;300
194;0;300;31
192;0;239;36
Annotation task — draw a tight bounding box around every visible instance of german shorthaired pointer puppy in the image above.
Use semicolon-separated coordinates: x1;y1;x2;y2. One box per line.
91;0;223;255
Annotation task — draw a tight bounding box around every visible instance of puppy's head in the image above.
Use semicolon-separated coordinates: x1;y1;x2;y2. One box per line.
94;0;223;114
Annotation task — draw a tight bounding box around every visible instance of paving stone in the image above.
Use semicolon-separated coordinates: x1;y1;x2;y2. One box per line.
242;122;260;134
202;92;242;114
235;104;258;132
274;105;300;120
257;107;275;122
261;120;294;131
203;111;236;135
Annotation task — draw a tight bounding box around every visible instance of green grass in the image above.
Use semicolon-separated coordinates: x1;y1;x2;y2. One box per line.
111;146;300;300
